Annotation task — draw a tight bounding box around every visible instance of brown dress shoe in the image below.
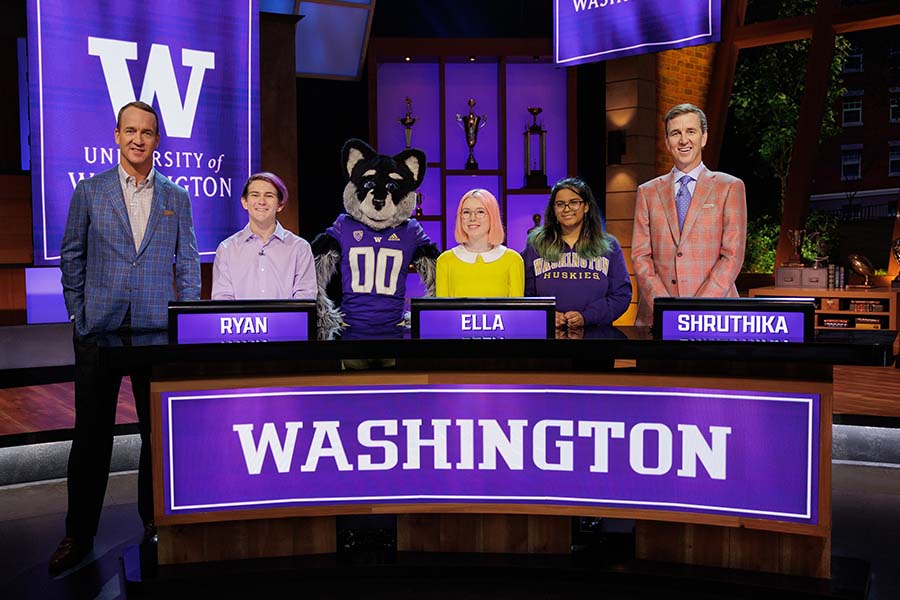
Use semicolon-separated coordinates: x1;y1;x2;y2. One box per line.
48;537;93;576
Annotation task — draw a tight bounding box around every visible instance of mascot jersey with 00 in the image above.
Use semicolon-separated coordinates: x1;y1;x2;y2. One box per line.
326;214;432;336
313;139;440;339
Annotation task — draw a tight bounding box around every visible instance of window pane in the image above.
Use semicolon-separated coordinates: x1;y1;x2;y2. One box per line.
890;149;900;177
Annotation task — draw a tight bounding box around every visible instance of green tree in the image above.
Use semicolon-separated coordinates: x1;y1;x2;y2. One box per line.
730;1;849;208
743;214;780;273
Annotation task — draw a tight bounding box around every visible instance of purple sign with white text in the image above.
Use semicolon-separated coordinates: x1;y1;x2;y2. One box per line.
660;310;807;342
416;309;551;339
27;0;259;264
176;311;310;344
160;384;820;524
554;0;721;66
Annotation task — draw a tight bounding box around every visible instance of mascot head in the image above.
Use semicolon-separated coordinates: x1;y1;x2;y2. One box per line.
341;138;426;230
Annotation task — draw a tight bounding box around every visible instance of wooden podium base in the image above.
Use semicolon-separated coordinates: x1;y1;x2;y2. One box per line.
158;516;336;565
635;521;830;578
397;514;571;554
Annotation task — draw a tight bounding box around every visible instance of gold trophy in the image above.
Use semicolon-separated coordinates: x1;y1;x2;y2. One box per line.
847;253;876;289
398;97;417;149
456;98;487;170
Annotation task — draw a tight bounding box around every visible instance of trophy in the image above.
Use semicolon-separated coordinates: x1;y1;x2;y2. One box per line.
847;253;876;289
456;98;487;170
782;228;805;267
891;237;900;289
415;192;424;217
398;96;417;149
527;213;542;234
523;107;547;188
806;231;830;269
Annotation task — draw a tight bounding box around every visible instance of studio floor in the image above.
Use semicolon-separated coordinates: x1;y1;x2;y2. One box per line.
1;462;900;599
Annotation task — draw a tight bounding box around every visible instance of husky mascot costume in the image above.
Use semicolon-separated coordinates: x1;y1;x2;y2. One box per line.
313;139;439;340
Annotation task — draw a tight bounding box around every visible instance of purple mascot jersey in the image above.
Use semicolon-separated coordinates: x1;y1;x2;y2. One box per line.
327;214;432;338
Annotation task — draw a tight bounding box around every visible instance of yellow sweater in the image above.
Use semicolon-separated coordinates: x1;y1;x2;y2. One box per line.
435;245;525;297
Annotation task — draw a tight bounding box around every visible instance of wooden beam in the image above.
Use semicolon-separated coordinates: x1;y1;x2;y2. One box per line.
775;0;838;268
703;0;748;170
889;192;900;282
833;0;900;34
734;14;815;50
733;2;900;50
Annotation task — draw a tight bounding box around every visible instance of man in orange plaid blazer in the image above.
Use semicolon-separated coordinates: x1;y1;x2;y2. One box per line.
631;103;746;326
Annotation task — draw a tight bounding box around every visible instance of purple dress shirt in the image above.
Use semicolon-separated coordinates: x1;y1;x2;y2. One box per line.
211;222;317;300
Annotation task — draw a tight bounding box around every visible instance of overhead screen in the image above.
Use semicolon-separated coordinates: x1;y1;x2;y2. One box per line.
26;0;260;265
296;0;374;80
554;0;721;67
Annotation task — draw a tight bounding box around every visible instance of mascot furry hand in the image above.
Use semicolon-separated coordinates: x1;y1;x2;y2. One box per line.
312;139;439;340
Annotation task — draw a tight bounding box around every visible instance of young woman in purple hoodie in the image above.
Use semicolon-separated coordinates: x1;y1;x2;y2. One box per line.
521;178;632;329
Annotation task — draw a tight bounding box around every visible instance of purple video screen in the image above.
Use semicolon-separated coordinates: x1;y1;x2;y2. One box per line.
555;0;720;67
27;0;259;265
161;382;821;525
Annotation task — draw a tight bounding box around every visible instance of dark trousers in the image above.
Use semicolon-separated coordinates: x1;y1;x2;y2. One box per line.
65;330;153;540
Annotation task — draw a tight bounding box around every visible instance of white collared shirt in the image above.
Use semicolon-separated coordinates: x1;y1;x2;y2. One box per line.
117;164;155;252
450;244;508;264
671;162;705;198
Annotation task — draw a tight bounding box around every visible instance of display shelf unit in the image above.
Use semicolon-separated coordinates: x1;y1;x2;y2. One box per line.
368;38;576;254
748;286;899;332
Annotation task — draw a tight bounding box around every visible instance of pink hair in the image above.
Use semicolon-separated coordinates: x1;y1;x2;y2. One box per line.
454;188;504;246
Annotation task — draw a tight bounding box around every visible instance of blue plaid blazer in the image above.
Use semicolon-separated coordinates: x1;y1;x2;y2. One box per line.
60;167;201;335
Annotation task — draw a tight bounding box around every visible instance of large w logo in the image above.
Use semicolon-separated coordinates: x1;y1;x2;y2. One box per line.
88;36;215;139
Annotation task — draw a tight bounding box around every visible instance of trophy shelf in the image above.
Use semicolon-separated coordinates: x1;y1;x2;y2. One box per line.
370;41;575;252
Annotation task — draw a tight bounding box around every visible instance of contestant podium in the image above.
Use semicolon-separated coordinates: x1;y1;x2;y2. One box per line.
99;299;896;580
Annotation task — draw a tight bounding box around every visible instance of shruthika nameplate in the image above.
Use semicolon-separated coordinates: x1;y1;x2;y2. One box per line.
653;297;815;342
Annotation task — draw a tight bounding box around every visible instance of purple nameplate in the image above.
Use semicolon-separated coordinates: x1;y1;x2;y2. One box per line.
660;310;806;342
176;311;308;344
161;384;820;524
417;309;549;339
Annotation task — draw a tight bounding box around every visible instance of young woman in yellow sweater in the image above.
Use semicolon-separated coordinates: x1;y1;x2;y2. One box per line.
436;188;524;297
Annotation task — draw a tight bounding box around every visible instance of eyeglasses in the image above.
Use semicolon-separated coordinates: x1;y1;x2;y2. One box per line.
553;199;584;211
461;209;488;219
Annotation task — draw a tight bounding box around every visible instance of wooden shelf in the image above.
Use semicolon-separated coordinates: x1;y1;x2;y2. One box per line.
749;286;899;352
815;310;889;316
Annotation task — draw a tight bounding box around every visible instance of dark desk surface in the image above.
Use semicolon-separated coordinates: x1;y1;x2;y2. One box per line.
1;324;896;388
96;326;897;373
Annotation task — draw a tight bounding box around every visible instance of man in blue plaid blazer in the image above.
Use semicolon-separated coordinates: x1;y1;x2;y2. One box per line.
51;101;200;575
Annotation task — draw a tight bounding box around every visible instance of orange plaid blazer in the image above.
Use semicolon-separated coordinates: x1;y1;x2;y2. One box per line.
631;167;747;327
